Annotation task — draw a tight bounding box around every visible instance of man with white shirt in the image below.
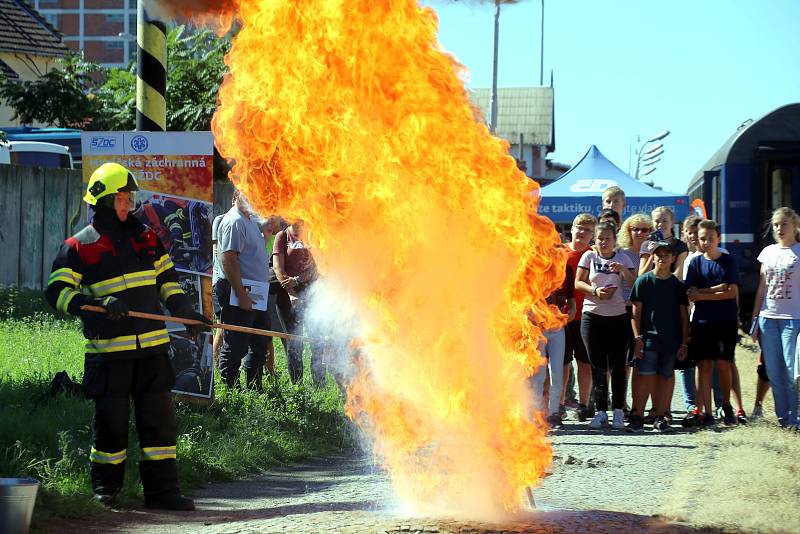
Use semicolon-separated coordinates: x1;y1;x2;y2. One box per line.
213;189;271;390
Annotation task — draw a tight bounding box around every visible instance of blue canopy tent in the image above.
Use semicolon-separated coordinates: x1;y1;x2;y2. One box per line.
537;145;689;223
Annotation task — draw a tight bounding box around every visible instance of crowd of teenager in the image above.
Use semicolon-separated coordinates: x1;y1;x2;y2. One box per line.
533;186;800;433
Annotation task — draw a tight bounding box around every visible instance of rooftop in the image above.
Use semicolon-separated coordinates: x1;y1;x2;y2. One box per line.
0;0;69;58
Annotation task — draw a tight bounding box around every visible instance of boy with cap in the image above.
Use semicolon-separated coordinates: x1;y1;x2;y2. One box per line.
628;240;690;432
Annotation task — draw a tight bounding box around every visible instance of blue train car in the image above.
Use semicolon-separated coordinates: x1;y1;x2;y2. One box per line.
687;103;800;318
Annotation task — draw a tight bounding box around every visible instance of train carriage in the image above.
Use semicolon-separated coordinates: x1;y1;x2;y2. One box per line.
687;103;800;319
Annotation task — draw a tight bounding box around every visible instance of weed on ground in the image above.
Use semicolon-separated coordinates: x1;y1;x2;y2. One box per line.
663;339;799;534
0;287;352;525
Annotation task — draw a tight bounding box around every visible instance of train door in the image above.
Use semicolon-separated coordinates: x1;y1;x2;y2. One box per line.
768;163;799;209
758;159;800;244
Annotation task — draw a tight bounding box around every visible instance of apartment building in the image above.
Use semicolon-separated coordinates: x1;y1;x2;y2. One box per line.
29;0;137;67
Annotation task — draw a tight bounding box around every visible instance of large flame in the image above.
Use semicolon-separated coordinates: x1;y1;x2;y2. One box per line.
163;0;565;518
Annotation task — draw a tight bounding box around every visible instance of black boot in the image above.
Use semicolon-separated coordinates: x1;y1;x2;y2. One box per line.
94;490;120;508
91;462;124;507
144;492;195;511
245;365;263;392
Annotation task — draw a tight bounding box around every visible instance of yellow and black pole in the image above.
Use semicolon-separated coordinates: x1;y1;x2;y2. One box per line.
136;1;167;131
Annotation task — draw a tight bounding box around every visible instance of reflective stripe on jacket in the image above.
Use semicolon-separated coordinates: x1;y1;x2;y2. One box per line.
45;212;192;359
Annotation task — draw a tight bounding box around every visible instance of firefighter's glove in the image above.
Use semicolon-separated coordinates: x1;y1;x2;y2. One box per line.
179;310;212;337
102;296;128;320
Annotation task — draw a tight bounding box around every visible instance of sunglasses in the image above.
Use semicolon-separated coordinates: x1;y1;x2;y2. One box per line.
631;227;651;233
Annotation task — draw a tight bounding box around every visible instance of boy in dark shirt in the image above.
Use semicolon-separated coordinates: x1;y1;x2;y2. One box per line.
686;220;740;426
628;241;689;432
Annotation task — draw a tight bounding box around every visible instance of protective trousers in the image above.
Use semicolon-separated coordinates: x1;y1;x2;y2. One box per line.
82;352;179;499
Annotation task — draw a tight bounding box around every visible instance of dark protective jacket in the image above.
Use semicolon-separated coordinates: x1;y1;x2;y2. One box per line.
45;209;192;360
163;203;191;243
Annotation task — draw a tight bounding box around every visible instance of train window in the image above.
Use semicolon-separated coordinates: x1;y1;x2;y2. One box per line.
9;151;71;169
770;168;793;210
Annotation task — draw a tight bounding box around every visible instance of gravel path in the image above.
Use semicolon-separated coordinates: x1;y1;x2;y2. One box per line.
45;379;730;533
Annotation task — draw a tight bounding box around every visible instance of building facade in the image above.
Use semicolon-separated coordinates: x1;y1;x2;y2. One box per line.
0;0;69;125
469;86;556;184
30;0;136;67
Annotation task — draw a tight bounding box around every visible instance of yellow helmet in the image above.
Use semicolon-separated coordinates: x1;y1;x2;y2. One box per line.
83;162;139;205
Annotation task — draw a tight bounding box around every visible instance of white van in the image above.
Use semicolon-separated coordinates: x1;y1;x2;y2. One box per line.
0;140;74;169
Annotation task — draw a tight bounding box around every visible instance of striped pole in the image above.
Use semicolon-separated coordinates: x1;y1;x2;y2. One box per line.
136;1;167;131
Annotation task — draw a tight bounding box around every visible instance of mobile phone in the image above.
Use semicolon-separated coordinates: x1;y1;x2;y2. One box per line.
604;284;618;290
649;230;664;242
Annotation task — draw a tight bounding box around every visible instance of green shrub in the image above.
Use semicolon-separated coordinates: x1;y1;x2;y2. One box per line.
0;286;62;321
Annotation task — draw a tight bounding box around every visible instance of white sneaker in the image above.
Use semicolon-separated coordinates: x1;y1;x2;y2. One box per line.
589;411;608;429
612;409;625;429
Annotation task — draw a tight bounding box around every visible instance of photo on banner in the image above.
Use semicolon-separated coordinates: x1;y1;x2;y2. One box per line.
81;131;216;402
168;331;214;399
133;191;213;276
162;270;204;333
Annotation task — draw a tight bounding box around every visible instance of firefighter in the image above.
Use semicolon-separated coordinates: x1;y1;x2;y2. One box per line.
45;162;210;510
164;200;192;247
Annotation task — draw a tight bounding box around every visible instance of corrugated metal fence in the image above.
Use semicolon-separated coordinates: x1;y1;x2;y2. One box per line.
0;164;235;289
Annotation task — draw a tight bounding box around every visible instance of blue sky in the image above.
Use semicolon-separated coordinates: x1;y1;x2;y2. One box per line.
426;0;800;193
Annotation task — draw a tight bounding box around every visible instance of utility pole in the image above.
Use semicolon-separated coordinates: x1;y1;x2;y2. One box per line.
540;0;544;86
136;1;167;131
489;1;500;133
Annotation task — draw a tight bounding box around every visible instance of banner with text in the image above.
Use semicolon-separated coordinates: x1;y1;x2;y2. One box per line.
81;131;215;401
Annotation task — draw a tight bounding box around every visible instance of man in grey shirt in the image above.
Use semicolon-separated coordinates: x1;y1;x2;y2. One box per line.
213;189;270;390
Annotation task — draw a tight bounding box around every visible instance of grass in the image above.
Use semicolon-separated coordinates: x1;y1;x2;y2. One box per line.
662;337;800;534
0;286;352;527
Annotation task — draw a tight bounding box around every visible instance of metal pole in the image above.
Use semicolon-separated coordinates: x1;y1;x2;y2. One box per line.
635;153;642;180
628;134;639;175
489;1;500;133
136;0;167;131
540;0;544;86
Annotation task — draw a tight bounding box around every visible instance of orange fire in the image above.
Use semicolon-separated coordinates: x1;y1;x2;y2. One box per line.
169;0;565;518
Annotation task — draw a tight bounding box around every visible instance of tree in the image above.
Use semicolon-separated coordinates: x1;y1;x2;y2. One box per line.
0;25;230;132
166;26;230;131
0;54;113;129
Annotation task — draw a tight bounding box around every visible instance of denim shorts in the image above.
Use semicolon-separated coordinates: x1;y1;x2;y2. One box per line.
638;350;676;378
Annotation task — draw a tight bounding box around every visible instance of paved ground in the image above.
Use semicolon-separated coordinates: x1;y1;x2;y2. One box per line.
45;380;730;533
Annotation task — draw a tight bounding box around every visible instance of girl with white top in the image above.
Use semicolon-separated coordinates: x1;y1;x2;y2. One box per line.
751;207;800;428
639;206;689;278
576;222;637;430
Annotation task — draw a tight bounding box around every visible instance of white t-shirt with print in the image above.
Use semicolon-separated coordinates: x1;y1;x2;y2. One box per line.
578;249;635;317
758;243;800;320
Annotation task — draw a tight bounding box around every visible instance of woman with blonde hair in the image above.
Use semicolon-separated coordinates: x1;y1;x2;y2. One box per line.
618;214;653;253
751;207;800;429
